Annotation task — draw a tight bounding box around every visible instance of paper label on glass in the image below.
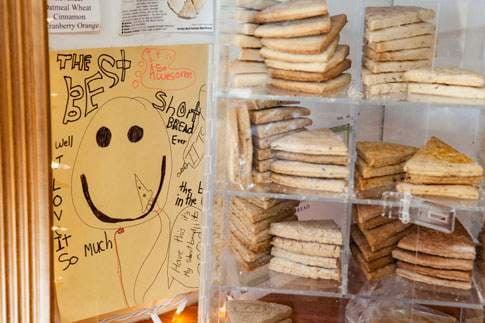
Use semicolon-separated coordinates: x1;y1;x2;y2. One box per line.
49;44;208;321
120;0;213;35
47;0;101;33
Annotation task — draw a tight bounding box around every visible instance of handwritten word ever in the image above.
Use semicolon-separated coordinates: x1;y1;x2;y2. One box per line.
56;50;132;125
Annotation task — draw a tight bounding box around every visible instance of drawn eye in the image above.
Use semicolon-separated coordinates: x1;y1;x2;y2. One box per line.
128;125;144;143
96;127;111;148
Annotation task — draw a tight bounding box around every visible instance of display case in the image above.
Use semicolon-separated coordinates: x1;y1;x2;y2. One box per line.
200;0;485;322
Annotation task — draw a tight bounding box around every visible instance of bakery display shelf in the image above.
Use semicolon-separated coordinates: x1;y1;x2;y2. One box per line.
347;260;485;310
222;186;350;204
220;283;345;300
219;262;484;310
203;0;485;321
220;186;485;214
352;195;485;213
216;89;485;112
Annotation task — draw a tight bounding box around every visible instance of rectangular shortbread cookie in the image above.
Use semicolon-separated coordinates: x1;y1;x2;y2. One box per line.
254;15;331;38
274;150;348;165
255;0;329;24
271;160;349;179
269;257;340;280
260;37;338;63
407;83;485;100
365;6;435;31
253;117;313;138
250;106;311;124
364;57;431;73
272;247;339;268
270;73;351;95
365;82;408;96
404;67;485;87
365;46;433;62
362;68;405;86
392;248;474;271
270;219;342;245
261;14;347;54
265;45;349;73
272;128;348;156
269;59;351;82
396;268;471;290
233;73;267;88
365;22;435;43
397;182;479;200
272;236;341;258
367;34;434;53
239;48;264;61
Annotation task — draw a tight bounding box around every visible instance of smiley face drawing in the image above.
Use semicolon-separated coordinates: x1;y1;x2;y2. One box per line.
72;97;173;306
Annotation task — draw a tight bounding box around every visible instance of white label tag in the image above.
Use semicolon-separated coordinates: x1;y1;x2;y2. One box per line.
47;0;101;33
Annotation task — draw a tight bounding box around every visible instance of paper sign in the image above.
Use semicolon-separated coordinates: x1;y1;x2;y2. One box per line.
120;0;213;35
47;0;101;33
49;44;208;321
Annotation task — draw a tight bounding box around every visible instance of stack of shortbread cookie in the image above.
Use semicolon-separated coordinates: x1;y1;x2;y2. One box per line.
230;197;299;272
351;206;413;281
253;0;351;94
404;67;485;101
363;6;436;99
227;299;293;323
269;220;342;281
248;101;311;184
228;103;254;188
231;0;277;88
393;221;476;290
397;137;483;200
270;128;349;192
355;141;417;198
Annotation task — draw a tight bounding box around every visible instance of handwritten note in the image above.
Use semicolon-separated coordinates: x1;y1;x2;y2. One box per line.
49;45;208;322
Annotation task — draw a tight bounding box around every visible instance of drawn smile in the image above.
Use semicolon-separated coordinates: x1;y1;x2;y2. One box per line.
80;155;166;224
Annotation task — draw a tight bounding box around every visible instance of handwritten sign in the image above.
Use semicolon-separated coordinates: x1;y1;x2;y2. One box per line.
49;45;208;322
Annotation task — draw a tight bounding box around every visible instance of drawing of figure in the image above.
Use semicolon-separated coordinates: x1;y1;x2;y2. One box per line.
72;97;173;306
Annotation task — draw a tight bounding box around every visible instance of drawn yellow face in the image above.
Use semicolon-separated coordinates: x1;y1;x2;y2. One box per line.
72;97;172;229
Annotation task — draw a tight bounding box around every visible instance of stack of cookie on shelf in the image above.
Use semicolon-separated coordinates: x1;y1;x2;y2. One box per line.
397;136;483;200
393;221;476;290
270;128;350;193
227;299;293;323
227;103;254;188
355;141;417;198
230;197;299;272
269;220;342;281
231;0;276;88
351;204;413;281
404;67;485;102
253;0;351;94
363;6;436;99
248;101;311;184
